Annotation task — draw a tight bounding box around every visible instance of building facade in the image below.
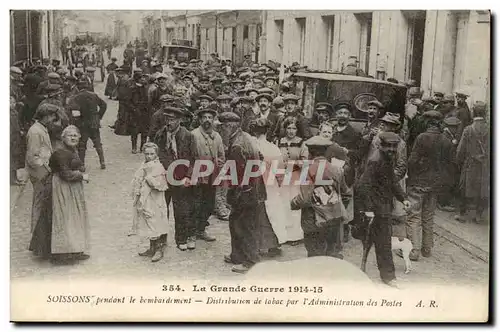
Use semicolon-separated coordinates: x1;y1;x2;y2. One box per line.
263;10;490;105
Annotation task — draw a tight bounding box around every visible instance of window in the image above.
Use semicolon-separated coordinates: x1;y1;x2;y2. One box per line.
323;15;335;69
296;18;306;64
355;12;373;74
274;19;284;63
243;25;249;39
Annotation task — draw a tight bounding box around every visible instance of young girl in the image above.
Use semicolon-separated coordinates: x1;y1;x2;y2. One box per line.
130;142;169;262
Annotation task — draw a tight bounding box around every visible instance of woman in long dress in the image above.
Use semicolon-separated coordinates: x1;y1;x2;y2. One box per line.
48;125;91;262
130;142;169;262
250;118;287;255
277;116;308;245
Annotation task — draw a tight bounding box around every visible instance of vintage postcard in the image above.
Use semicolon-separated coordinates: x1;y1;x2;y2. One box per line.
9;9;490;322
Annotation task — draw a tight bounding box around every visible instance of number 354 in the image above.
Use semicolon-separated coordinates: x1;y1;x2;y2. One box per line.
162;285;182;292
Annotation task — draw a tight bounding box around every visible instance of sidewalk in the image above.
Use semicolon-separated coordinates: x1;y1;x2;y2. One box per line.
434;209;490;262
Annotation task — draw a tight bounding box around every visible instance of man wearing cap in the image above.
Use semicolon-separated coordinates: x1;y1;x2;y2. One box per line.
432;91;444;105
130;74;151;153
331;102;362;159
290;135;349;258
447;92;472;138
148;73;173;113
353;131;411;287
309;102;334;137
242;54;254;68
148;95;175;141
154;106;196;251
67;80;107;170
84;67;96;92
191;107;225;243
435;93;456;117
123;44;135;76
216;94;233;113
264;76;278;95
455;101;490;224
361;100;383;137
191;77;217;110
406;110;452;260
36;72;62;97
218;111;265;273
10;66;25;102
231;79;245;96
255;93;280;141
210;76;224;95
438;116;462;212
113;67;133;135
105;58;119;99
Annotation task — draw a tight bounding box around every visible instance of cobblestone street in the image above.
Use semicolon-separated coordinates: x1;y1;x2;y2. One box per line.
10;74;488;288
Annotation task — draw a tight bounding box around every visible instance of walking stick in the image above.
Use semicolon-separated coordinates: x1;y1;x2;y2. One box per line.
360;211;375;273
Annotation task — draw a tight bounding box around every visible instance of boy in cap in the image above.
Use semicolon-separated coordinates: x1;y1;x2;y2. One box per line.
406;110;452;260
353;131;411;287
154;106;197;250
291;135;350;259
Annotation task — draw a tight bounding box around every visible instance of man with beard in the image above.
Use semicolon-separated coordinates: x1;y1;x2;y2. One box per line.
130;74;151;153
191;107;225;243
68;80;107;170
361;100;383;137
353;131;411;288
406;110;452;261
273;94;311;140
154;106;196;251
218;111;265;273
309;102;334;137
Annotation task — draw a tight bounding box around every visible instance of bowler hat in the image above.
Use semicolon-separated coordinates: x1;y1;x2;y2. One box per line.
304;136;333;148
455;92;469;99
272;96;284;106
218;111;241;123
443;94;455;103
433;91;444;97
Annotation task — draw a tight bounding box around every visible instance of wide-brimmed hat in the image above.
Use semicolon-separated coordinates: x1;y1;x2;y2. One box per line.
255;93;274;102
282;94;300;102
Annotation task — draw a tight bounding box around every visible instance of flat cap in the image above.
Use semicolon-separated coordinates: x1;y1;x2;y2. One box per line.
133;68;143;73
196;107;217;117
173;65;183;70
443;94;455;102
198;95;214;102
236;89;248;96
236;67;249;74
433;91;444;97
184;69;197;76
315;102;334;112
86;67;96;72
258;87;275;95
367;100;384;109
246;88;258;95
190;59;198;63
182;75;193;81
216;94;233;101
10;66;23;74
472;101;487;112
422;110;443;120
238;96;254;103
422;97;437;105
334;102;352;112
157;73;168;79
159;94;175;102
380;112;401;126
48;72;60;79
218;111;241;123
379;131;401;145
273;96;284;106
282;94;300;102
255;93;274;102
239;72;252;80
264;76;277;82
210;76;223;82
163;106;185;117
443;116;462;126
304;135;333;148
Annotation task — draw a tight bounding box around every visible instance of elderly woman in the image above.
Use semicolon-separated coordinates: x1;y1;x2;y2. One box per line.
49;125;91;262
278;116;308;245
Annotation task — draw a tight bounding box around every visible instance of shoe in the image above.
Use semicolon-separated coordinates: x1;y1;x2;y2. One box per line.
224;255;234;264
197;231;216;242
421;248;432;258
177;243;188;251
139;240;154;257
100;164;106;170
231;264;249;274
76;253;90;261
409;249;420;261
151;247;164;262
383;279;400;289
454;214;467;223
187;237;196;250
131;149;137;154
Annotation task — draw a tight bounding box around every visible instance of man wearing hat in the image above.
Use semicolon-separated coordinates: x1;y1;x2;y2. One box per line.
455;101;489;224
353;131;411;288
113;67;133;135
447;92;472;138
438;116;462;212
148;95;176;141
10;66;24;102
361;100;384;137
129;73;151;153
231;78;245;96
310;102;334;137
406;110;451;261
242;54;254;68
216;94;233;113
239;95;259;133
435;93;455;117
254;93;279;141
37;72;61;96
291;135;349;258
68;80;108;170
331;102;362;159
191;77;217;109
105;57;119;99
210;76;224;95
264;76;278;95
191;107;225;244
218;111;264;273
84;67;97;92
149;73;173;113
154;106;196;251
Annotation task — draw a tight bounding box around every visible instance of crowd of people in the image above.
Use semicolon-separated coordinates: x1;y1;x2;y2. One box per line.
10;42;490;288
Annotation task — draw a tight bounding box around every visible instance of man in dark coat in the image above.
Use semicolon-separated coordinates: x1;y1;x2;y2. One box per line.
331;102;362;155
130;72;150;153
406;111;453;261
111;67;131;132
446;92;473;138
148;95;176;141
273;94;311;140
104;57;119;98
455;101;490;224
154;107;196;251
218;112;266;273
353;132;410;288
68;80;107;170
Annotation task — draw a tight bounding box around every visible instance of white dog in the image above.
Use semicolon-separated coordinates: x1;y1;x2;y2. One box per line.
392;237;413;274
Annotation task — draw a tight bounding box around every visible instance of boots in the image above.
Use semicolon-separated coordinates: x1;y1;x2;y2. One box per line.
131;134;138;154
152;235;167;262
138;240;154;257
139;134;147;152
96;146;106;169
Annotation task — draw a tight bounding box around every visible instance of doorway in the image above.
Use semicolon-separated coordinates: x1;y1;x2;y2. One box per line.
404;10;426;85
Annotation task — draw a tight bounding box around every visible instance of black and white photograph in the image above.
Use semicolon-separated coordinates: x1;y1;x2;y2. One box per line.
8;8;491;322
